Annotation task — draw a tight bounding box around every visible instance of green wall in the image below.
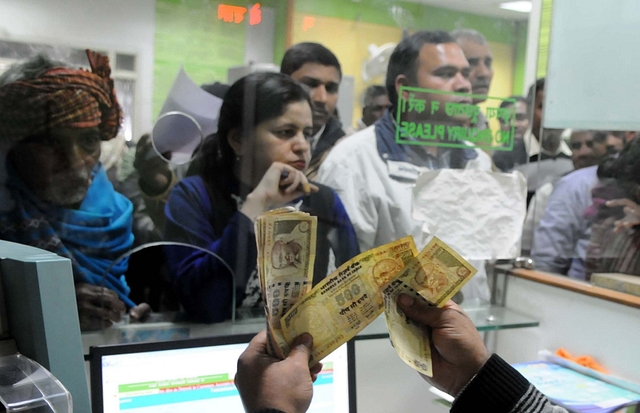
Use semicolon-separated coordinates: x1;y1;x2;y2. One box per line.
512;21;529;96
537;0;553;79
154;0;529;117
153;0;287;118
294;0;516;44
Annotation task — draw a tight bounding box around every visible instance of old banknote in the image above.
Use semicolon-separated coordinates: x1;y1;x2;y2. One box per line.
394;236;477;307
380;236;476;376
280;236;418;364
255;209;317;357
382;279;433;376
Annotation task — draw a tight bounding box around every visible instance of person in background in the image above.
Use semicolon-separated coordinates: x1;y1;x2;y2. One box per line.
345;85;391;135
235;294;567;413
586;137;640;277
316;31;492;304
529;130;613;277
280;42;345;179
514;78;573;203
451;28;494;130
492;96;529;172
0;52;149;330
163;72;359;323
601;130;637;155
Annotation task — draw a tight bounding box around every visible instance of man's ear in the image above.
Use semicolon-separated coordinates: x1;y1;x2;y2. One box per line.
395;74;410;103
227;128;243;157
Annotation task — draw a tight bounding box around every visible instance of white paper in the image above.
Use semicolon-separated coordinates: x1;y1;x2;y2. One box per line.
152;67;223;163
412;169;527;260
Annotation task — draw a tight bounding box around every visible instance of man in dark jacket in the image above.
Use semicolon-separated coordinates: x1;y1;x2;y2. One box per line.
281;42;345;179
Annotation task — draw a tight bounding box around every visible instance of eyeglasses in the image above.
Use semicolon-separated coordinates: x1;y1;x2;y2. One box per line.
569;140;594;150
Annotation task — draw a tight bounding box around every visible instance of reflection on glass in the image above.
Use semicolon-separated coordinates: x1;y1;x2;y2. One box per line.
2;0;637;343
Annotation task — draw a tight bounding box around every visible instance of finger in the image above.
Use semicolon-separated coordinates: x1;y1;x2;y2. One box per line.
130;303;152;320
285;172;303;194
606;198;635;208
77;300;116;320
397;294;451;328
245;330;270;356
310;362;323;382
287;333;313;364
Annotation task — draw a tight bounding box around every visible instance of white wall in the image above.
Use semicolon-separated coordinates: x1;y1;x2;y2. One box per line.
0;0;156;138
496;276;640;383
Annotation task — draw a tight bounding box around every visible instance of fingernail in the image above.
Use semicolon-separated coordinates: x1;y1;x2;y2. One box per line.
398;294;414;307
298;333;313;348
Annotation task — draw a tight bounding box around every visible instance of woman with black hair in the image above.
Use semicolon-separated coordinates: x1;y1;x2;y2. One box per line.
163;72;359;323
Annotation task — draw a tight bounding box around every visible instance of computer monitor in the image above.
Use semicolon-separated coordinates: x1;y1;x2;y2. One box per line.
90;334;356;413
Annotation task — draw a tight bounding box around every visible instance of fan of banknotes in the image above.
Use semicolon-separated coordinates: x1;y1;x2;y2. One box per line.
255;208;477;377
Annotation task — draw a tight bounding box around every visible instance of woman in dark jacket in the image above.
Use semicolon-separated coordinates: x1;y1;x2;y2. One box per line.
163;72;359;322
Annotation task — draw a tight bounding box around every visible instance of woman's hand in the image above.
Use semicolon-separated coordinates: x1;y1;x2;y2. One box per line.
241;162;318;221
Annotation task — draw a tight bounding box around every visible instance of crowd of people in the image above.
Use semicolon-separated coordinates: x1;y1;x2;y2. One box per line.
0;25;638;410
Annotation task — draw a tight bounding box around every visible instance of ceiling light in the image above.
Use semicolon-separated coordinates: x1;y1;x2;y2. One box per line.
500;1;533;13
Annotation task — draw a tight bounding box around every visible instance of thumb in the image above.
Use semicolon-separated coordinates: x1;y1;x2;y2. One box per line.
397;293;442;328
287;333;313;363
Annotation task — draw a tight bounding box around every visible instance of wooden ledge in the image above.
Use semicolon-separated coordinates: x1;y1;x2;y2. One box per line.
508;268;640;310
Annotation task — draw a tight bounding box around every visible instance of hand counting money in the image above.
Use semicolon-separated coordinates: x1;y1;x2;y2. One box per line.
255;207;317;358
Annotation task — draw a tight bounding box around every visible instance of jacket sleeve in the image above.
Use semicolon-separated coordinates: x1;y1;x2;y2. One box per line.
316;154;379;252
329;189;361;267
531;177;581;275
452;354;567;413
163;180;257;323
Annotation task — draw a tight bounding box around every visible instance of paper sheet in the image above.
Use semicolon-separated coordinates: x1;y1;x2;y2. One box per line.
152;67;223;163
412;169;527;260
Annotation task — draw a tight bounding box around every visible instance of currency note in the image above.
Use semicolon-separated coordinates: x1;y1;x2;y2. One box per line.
256;210;317;358
394;236;477;307
382;279;433;376
280;236;418;364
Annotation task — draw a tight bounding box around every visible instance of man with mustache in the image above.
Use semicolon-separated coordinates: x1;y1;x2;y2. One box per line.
317;31;492;303
281;43;345;179
452;29;494;130
0;51;149;330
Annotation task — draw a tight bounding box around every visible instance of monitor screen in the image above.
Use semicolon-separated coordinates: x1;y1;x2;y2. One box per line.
90;335;355;413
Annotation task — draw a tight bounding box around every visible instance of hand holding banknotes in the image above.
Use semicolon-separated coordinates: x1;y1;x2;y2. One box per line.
397;294;490;397
242;162;319;221
235;330;323;413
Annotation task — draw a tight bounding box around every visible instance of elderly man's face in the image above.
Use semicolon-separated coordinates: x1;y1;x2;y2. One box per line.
9;127;101;207
456;38;494;104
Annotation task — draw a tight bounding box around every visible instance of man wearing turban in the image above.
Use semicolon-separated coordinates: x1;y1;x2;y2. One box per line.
0;50;148;330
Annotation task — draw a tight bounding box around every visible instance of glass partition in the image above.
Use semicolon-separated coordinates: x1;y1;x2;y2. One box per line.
1;0;635;346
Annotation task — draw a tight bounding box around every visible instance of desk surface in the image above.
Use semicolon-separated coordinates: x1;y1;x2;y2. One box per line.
82;305;539;354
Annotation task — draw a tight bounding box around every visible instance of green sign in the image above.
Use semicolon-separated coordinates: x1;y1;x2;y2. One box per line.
395;86;516;151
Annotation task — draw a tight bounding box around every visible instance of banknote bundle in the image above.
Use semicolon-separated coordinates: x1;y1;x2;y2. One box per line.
255;207;317;358
255;208;477;377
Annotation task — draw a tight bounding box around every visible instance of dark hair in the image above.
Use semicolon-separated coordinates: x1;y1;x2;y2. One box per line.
386;30;454;109
363;85;388;107
598;136;640;186
199;72;312;181
280;42;342;78
499;96;527;109
527;78;545;106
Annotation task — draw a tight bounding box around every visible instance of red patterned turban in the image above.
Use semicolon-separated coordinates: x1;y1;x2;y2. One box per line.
0;50;122;143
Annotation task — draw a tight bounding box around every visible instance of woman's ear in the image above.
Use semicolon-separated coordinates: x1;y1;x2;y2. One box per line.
227;128;243;157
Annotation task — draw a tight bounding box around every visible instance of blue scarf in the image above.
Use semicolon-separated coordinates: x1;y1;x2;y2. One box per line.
0;164;136;307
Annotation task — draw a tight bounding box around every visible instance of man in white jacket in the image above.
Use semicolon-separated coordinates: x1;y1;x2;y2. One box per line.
316;30;492;302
